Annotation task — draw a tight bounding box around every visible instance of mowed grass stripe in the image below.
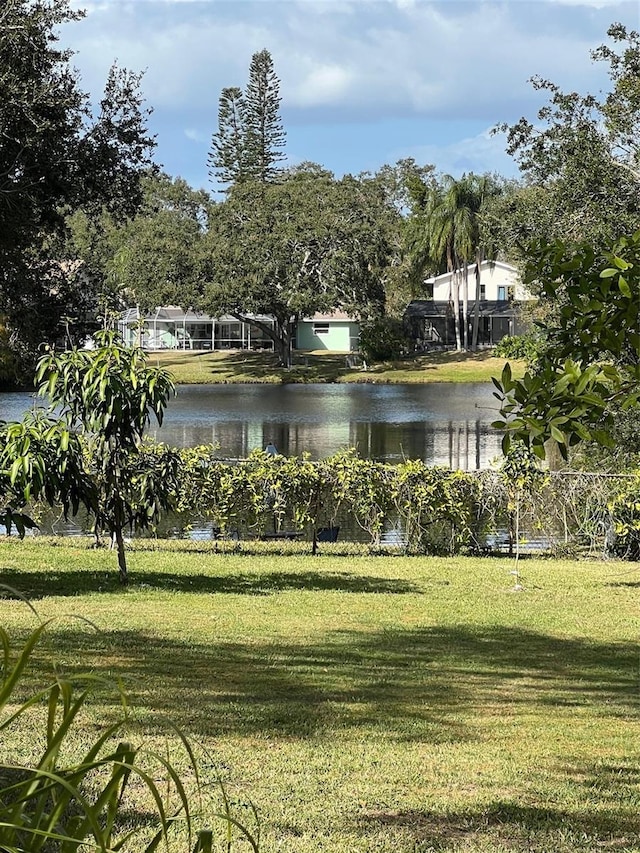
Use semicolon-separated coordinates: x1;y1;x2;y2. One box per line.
1;538;639;852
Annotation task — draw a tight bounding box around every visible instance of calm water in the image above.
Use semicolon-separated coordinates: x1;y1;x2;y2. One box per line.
0;383;503;469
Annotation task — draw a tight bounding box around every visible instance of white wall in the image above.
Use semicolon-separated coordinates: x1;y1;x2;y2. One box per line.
429;262;531;302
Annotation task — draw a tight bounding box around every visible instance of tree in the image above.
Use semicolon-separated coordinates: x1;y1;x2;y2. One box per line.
359;158;435;317
35;332;179;583
493;231;640;462
207;86;246;186
495;23;640;248
208;49;286;188
203;169;394;366
71;172;212;319
405;173;499;351
243;49;286;183
0;0;157;372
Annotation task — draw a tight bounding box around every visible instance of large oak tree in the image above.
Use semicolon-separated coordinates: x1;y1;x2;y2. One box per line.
202;167;396;366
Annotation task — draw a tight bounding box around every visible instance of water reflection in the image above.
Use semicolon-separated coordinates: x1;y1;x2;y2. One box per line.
146;383;502;469
1;383;503;469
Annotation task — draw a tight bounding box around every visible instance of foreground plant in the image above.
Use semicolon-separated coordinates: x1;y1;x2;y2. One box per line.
34;330;179;583
0;608;260;852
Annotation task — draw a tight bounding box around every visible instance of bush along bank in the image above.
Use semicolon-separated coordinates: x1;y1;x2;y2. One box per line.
61;445;640;559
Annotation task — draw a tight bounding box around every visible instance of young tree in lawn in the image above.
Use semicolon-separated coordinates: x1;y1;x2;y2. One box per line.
36;331;179;583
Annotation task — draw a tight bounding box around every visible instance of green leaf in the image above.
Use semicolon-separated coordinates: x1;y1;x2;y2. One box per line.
618;275;631;297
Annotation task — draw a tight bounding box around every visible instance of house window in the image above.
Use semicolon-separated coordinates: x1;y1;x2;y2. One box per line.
480;284;486;300
498;286;506;301
313;323;330;335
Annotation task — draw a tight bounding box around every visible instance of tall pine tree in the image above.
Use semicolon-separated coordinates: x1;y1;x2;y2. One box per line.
209;49;286;188
243;49;286;183
207;86;245;186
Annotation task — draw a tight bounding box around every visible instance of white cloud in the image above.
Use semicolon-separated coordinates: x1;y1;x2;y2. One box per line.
290;63;354;105
542;0;628;5
63;0;628;119
56;0;638;186
184;127;209;143
399;126;520;179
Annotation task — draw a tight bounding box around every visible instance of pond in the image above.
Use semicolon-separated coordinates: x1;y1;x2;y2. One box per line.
1;382;503;469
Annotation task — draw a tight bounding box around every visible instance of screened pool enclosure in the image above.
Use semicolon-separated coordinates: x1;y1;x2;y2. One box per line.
118;307;275;352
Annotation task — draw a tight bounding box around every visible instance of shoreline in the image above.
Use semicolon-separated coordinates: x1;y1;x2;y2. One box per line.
149;349;525;386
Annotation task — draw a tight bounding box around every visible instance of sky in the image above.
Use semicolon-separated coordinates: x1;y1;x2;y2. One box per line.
61;0;639;193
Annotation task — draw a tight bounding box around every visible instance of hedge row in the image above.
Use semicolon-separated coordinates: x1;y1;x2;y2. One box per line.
165;446;640;558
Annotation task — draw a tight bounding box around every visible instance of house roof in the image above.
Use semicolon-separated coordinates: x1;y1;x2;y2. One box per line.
120;306;274;324
298;310;357;323
424;259;519;285
405;300;520;319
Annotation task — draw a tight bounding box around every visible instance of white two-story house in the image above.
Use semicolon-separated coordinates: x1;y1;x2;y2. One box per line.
404;260;535;349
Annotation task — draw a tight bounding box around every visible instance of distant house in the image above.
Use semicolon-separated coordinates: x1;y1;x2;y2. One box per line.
404;260;534;348
294;311;360;352
118;306;275;351
117;306;361;353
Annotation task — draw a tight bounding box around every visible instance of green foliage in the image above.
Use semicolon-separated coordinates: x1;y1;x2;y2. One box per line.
320;450;393;543
493;333;540;364
493;232;640;460
0;1;157;364
570;406;640;473
0;615;260;852
209;49;286;188
33;331;178;581
81;173;213;316
203;171;394;366
166;448;640;559
172;448;488;555
405;172;503;351
608;471;640;559
392;461;482;554
495;23;640;248
0;412;89;536
358;316;409;362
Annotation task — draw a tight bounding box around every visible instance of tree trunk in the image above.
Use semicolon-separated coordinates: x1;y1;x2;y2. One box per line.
230;311;292;367
272;318;293;367
452;272;461;351
471;254;482;352
114;524;128;584
462;265;469;351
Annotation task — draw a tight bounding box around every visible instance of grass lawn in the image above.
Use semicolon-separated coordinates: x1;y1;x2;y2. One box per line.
149;349;525;385
1;538;639;852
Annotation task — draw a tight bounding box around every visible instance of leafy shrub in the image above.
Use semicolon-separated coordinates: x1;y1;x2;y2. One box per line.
392;461;482;554
493;333;540;364
358;317;409;363
608;471;640;559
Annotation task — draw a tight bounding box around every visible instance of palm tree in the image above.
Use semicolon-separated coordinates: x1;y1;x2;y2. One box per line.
406;173;500;351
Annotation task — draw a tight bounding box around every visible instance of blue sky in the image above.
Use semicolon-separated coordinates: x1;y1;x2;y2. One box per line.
63;0;638;193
